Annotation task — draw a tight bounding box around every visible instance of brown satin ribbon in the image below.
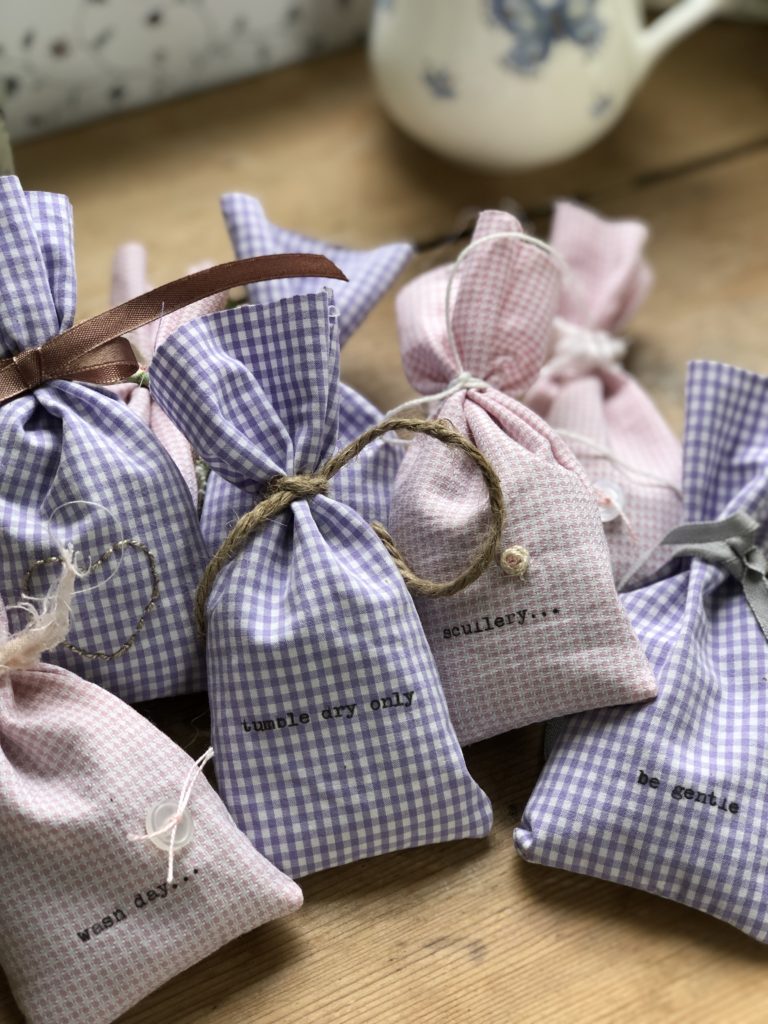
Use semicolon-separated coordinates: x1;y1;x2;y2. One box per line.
0;253;347;405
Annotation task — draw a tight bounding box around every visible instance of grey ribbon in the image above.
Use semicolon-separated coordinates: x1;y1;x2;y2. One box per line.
662;512;768;642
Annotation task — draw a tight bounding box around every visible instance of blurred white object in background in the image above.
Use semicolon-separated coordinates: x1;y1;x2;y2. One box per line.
368;0;738;172
649;0;768;17
0;0;374;140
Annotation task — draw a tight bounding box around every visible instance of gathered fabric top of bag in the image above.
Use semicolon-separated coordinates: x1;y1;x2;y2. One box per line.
521;201;684;590
399;209;560;398
222;191;413;346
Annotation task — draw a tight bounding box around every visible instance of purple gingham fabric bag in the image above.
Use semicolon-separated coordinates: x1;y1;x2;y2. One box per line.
0;177;208;702
0;568;302;1024
221;191;413;346
516;360;768;941
150;289;493;878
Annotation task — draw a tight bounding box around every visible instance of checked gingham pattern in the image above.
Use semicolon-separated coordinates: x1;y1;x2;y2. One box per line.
150;290;492;878
390;213;656;746
0;177;208;702
516;361;768;943
525;201;683;590
202;190;410;550
202;380;404;549
221;191;413;347
0;599;301;1024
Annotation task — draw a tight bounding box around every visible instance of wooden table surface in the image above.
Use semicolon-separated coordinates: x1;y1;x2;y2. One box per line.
5;20;768;1024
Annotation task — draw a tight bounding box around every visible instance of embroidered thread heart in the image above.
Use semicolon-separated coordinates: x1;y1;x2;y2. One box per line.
22;539;160;661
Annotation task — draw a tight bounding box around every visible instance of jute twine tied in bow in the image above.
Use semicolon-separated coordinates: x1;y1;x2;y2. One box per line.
195;417;506;635
663;511;768;642
0;253;347;404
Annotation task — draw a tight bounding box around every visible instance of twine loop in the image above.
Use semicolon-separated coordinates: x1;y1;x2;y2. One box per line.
267;474;329;501
195;416;506;635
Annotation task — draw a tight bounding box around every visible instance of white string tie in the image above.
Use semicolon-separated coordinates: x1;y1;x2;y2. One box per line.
129;746;214;884
384;370;491;419
544;318;628;378
385;227;564;422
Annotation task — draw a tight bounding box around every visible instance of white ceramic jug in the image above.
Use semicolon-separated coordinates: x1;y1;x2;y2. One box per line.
368;0;733;170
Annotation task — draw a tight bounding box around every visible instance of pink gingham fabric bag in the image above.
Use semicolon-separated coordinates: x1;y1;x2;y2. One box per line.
388;211;657;746
108;242;229;500
525;202;683;590
0;566;302;1024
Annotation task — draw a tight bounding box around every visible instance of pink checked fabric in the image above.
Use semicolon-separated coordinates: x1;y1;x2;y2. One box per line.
525;202;683;590
0;596;302;1024
389;211;657;746
108;242;228;499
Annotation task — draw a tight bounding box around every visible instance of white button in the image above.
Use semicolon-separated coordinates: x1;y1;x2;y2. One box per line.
145;801;194;853
594;481;624;524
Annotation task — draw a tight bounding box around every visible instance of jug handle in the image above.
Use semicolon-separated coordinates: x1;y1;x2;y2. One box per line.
636;0;734;76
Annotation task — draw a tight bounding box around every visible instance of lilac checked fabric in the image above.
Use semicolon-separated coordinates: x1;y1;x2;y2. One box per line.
108;241;228;499
525;201;683;590
0;595;302;1024
0;177;208;701
202;380;404;549
516;361;768;942
221;191;413;346
150;289;493;878
389;210;656;746
202;192;410;548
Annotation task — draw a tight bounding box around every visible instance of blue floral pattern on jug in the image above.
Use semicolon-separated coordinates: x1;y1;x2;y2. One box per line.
423;69;456;99
591;92;613;117
489;0;605;73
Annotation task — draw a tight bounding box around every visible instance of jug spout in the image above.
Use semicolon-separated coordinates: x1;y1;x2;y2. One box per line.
636;0;733;78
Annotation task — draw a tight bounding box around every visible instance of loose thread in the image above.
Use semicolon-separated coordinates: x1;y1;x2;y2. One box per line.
195;417;507;635
594;486;639;542
23;539;160;661
1;549;78;670
384;371;490;419
557;429;684;497
128;746;214;885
